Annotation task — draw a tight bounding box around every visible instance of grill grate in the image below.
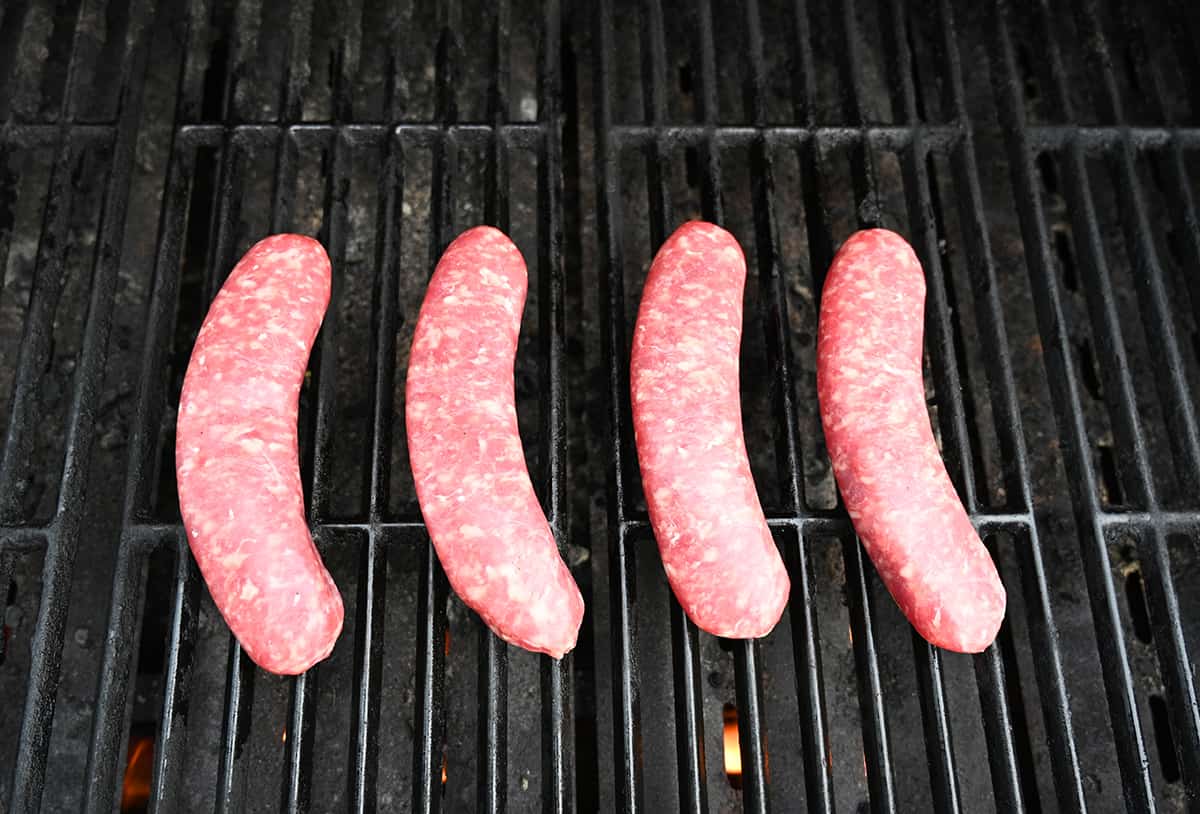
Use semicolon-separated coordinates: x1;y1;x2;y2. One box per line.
592;0;1200;811
0;0;1198;811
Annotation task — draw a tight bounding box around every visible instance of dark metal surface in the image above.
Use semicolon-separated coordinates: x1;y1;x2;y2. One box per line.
590;0;1199;811
0;0;1198;811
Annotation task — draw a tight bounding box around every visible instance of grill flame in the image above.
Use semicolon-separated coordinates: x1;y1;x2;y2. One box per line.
722;704;742;788
121;734;154;812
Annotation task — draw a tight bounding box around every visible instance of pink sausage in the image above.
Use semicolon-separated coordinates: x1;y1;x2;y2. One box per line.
176;235;343;675
406;226;583;658
631;221;790;638
817;229;1006;653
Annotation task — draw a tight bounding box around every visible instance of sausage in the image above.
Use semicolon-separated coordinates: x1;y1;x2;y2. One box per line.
406;226;583;658
176;234;343;675
817;229;1006;652
630;221;790;638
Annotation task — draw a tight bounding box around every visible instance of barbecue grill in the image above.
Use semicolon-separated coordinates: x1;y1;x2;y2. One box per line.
1;0;1198;810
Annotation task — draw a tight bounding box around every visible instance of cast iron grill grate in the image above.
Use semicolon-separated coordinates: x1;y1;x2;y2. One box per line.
0;0;1197;811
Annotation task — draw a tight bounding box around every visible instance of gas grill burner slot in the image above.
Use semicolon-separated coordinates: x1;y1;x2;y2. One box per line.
1149;694;1182;785
1124;562;1153;644
1;0;1199;811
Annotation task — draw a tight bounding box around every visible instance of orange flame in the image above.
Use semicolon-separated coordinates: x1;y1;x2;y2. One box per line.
723;704;742;788
121;735;154;812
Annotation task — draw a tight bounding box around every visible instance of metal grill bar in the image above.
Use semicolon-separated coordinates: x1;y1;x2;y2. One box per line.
356;130;404;814
1069;3;1200;792
2;0;154;808
5;119;1192;149
811;8;921;812
740;5;836;811
899;93;969;814
641;1;711;811
988;1;1162;801
408;18;458;808
216;641;253;811
349;532;385;812
0;138;80;521
932;1;1087;808
988;0;1200;808
274;125;317;814
83;538;147;812
283;670;317;812
592;0;637;810
591;0;1200;810
538;1;575;807
102;509;1200;545
83;106;196;807
897;1;1046;797
413;538;447;814
308;129;349;524
840;537;898;811
0;0;574;809
1;120;82;806
205;125;254;811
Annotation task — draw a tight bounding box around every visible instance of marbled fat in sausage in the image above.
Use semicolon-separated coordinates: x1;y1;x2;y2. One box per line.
406;226;583;658
817;229;1006;653
631;221;790;638
176;234;343;675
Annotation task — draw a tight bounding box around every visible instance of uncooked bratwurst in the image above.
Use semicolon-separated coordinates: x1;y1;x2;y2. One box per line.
631;221;789;638
817;229;1005;652
177;234;343;675
406;226;583;658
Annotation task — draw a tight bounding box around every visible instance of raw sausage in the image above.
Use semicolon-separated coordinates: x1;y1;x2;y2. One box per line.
406;226;583;658
176;234;343;675
817;229;1005;652
631;221;789;638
